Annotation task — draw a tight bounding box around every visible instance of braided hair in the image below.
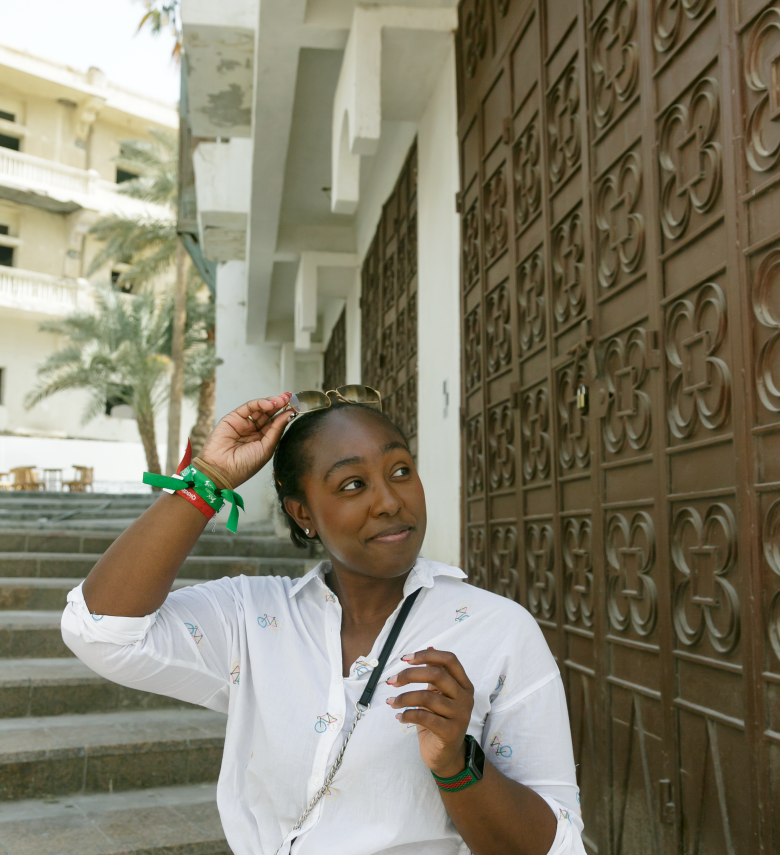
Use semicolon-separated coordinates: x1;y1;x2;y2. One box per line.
272;401;408;549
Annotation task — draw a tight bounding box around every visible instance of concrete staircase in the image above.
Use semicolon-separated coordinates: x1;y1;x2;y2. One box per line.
0;492;311;854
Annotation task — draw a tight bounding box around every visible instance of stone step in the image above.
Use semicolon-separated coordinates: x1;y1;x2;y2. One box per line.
0;611;70;658
0;529;307;559
0;552;308;580
0;658;198;718
0;577;201;611
0;508;157;522
0;783;227;855
0;708;225;801
0;492;154;503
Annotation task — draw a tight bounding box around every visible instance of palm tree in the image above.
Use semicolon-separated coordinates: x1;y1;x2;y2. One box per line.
87;130;217;472
135;1;182;63
25;289;172;474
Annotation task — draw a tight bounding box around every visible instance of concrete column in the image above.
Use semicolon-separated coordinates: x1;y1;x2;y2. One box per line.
416;46;461;567
215;260;282;527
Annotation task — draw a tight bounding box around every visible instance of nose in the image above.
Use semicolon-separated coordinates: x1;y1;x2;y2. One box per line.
370;478;402;518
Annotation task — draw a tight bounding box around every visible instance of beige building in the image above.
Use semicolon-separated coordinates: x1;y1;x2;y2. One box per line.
0;45;188;486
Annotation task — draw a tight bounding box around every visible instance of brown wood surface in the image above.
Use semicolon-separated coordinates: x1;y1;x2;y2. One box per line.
361;142;419;457
456;1;780;853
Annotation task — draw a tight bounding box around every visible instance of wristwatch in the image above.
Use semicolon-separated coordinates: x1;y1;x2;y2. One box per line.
431;735;485;792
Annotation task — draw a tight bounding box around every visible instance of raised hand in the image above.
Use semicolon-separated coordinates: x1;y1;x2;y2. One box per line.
198;393;294;488
386;648;475;778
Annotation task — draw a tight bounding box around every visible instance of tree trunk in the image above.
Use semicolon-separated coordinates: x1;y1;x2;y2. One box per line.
190;367;216;458
137;408;162;477
165;240;187;475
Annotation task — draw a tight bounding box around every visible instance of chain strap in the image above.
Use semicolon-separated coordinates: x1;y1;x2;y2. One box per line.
273;702;368;855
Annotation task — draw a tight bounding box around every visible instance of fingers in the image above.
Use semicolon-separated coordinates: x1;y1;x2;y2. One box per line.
235;393;291;426
258;408;295;445
396;649;475;693
387;689;456;718
387;665;462;699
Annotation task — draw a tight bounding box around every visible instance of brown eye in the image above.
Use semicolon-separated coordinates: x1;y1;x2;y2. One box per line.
342;479;363;491
392;466;410;478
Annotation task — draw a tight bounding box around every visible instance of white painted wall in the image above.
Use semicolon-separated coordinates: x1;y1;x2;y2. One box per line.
351;49;461;567
214;260;282;526
415;47;461;567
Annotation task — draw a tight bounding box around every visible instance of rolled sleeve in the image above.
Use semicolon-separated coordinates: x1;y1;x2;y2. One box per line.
482;674;586;855
61;578;241;714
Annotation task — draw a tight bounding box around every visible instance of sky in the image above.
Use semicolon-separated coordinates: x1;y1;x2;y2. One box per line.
0;0;180;105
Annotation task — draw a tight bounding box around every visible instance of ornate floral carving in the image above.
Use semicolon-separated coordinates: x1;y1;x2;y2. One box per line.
464;0;488;79
658;77;722;241
408;212;418;279
468;525;488;588
526;523;555;620
606;511;657;636
488;401;515;490
484;166;508;262
521;385;551;482
547;61;581;187
595;150;644;290
406;372;417;437
463;200;480;292
563;517;593;627
383;255;395;312
496;0;511;17
552;210;585;327
464;304;482;392
381;324;394;378
394;386;406;436
762;499;780;661
486;282;512;375
745;9;780;174
592;0;639;130
517;250;545;353
558;358;589;470
395;309;407;368
466;414;485;496
492;525;519;600
408;293;417;357
665;281;731;438
603;327;652;454
654;0;712;55
513;119;541;229
752;248;780;412
397;229;407;296
672;503;740;654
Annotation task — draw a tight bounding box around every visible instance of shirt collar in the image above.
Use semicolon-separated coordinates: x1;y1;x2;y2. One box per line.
287;556;466;599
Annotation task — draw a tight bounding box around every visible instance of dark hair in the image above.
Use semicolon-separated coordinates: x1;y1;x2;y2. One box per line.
272;401;408;549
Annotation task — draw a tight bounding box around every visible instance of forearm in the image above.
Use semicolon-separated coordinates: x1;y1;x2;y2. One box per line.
437;752;556;855
82;493;207;617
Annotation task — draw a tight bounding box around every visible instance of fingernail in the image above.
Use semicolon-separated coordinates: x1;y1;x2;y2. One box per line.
386;697;396;705
386;676;397;685
401;654;414;662
395;713;402;721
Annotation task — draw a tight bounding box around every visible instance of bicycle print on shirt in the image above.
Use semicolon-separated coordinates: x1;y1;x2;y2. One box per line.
257;614;280;631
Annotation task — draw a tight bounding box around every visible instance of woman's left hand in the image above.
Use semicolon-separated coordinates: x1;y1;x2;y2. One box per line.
386;648;475;778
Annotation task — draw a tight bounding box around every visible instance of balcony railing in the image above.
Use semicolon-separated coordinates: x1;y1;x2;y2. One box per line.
0;267;92;316
0;147;171;218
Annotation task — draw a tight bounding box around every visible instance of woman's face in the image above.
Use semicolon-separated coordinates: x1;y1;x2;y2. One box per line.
288;408;427;580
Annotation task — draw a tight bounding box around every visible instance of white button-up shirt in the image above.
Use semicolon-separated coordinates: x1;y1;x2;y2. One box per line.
62;558;585;855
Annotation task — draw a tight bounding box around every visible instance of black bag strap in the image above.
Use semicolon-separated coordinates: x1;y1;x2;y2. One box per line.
357;586;421;711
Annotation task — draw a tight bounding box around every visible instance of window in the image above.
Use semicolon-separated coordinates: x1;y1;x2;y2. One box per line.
0;134;20;152
0;225;12;267
0;111;14;122
116;168;138;184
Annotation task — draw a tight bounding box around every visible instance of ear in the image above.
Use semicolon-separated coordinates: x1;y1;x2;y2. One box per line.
284;497;315;537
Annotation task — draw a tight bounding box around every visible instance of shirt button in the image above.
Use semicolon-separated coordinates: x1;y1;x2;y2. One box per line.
334;675;343;684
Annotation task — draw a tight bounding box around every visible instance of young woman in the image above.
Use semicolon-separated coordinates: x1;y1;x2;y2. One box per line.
62;392;585;855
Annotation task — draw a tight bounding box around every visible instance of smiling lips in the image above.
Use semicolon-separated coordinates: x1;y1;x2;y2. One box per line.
371;525;412;544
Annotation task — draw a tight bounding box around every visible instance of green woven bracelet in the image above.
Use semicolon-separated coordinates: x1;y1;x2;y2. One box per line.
431;767;477;792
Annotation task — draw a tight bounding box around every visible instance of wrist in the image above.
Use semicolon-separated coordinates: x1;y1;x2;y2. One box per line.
429;741;467;779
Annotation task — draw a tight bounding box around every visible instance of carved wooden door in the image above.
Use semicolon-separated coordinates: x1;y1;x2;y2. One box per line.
457;1;780;853
361;142;419;457
323;307;346;391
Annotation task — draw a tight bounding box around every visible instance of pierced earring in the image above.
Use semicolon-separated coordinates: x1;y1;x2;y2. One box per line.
305;528;310;536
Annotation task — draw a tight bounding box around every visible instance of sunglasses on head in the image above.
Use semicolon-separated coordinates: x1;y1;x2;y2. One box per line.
286;385;382;416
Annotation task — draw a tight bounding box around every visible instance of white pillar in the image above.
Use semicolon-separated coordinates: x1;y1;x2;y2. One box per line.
215;260;282;527
416;47;462;567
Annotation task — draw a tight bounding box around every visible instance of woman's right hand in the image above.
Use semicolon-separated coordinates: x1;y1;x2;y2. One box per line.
198;394;295;488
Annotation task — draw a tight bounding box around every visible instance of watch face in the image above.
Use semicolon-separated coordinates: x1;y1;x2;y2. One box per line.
467;736;486;780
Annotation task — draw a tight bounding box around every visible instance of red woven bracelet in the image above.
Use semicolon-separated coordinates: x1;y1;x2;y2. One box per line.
164;440;217;521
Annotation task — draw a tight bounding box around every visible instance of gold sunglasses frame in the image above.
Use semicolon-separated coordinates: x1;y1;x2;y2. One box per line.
285;385;383;417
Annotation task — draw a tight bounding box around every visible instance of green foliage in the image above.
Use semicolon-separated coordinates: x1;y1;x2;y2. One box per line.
25;288;172;429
